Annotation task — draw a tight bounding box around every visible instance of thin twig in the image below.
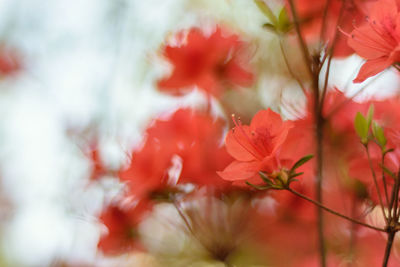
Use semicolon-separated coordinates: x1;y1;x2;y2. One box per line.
366;145;389;224
327;72;384;119
381;154;390;209
382;231;396;267
287;0;313;78
319;0;331;46
320;0;346;105
173;200;196;237
279;38;306;94
287;187;386;232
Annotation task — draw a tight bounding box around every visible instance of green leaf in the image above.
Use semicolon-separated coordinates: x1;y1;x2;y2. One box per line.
354;112;368;143
254;0;277;25
262;23;277;33
384;148;395;155
277;8;291;33
366;104;374;129
352;179;369;200
290;172;304;179
381;164;397;179
372;122;387;147
259;171;271;183
290;155;313;173
245;181;271;190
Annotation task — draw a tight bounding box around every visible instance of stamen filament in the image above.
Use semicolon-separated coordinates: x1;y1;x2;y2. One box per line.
231;114;264;160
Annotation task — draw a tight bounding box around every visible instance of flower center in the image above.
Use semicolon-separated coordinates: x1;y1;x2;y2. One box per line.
231;114;274;160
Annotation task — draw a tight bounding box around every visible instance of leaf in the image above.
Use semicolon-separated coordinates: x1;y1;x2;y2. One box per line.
352;179;369;200
354;112;368;143
372;121;387;147
366;104;374;129
254;0;277;25
245;181;271;190
262;23;277;33
381;164;397;179
259;171;271;183
277;8;291;33
384;148;395;155
290;172;304;178
290;155;313;173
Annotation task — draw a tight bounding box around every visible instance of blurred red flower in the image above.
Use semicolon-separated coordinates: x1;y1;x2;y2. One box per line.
88;147;107;181
119;108;232;198
97;200;150;255
0;44;21;76
348;0;400;82
158;27;253;97
288;0;369;57
218;109;293;182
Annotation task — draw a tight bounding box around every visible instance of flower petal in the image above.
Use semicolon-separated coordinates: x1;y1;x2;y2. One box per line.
353;57;393;83
225;126;261;161
217;160;260;181
348;24;393;60
250;109;293;153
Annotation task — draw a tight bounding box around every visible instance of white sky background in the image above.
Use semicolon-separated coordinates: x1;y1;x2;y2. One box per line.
0;0;191;266
0;0;398;266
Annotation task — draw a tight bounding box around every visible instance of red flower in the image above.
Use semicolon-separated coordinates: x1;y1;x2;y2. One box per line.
287;0;369;57
85;142;116;182
157;27;253;97
88;147;107;181
119;108;232;198
347;0;400;83
0;44;21;76
218;109;293;182
97;200;151;255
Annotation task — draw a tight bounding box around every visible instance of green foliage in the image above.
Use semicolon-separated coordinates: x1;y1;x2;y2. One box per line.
366;104;374;128
354;112;369;144
372;121;387;149
255;1;291;34
254;0;277;25
290;154;313;174
246;155;313;191
381;164;396;179
277;8;291;33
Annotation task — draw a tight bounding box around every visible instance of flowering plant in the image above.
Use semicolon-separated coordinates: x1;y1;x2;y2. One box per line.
87;0;400;266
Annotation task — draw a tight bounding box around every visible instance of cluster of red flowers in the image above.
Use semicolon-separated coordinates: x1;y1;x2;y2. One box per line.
86;0;400;265
158;27;253;97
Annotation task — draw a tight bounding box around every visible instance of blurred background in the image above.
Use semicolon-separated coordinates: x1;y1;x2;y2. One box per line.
0;0;399;266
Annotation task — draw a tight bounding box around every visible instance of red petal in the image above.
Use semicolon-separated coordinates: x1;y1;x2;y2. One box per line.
353;57;393;83
217;160;260;181
250;109;293;152
369;0;398;23
348;24;393;60
250;109;283;133
225;126;260;161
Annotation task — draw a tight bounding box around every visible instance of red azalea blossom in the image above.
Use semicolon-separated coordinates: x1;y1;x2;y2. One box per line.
157;27;253;97
119;108;232;198
97;200;150;255
0;44;21;76
88;147;108;181
218;109;293;182
287;0;369;57
282;89;369;164
347;0;400;82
